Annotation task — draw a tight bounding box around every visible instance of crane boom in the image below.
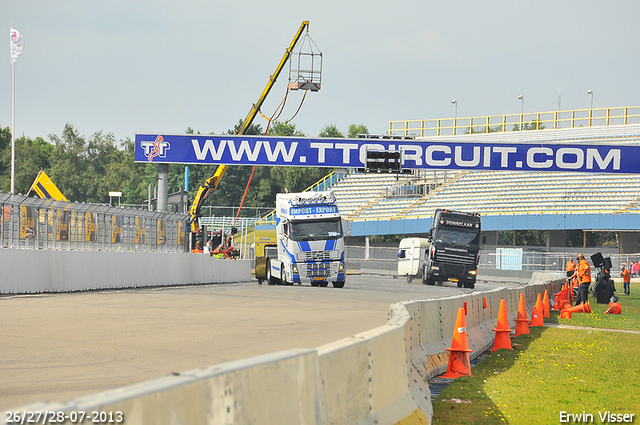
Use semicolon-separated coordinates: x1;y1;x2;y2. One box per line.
189;21;310;235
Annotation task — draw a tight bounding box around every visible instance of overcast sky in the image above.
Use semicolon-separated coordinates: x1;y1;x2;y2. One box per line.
3;1;640;143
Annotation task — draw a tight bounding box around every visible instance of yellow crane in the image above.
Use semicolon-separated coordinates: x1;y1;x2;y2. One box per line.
189;21;312;239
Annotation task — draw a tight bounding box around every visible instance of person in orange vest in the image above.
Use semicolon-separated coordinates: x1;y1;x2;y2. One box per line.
566;258;576;278
620;266;631;296
566;253;591;305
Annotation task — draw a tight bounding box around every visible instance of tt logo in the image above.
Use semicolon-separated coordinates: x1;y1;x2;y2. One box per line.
141;135;171;161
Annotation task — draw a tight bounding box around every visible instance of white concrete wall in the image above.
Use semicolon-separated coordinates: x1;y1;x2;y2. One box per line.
4;269;564;425
0;250;251;293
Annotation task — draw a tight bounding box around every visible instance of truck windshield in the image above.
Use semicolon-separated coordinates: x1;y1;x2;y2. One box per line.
289;218;342;241
434;228;479;247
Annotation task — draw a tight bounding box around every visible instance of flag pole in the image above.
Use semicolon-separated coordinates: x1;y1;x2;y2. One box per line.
10;22;15;194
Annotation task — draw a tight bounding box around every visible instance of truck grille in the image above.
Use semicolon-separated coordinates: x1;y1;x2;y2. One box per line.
306;262;331;277
298;250;332;261
437;251;476;266
443;263;465;276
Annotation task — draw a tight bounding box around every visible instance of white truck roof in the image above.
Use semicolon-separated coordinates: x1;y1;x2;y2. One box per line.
276;191;340;220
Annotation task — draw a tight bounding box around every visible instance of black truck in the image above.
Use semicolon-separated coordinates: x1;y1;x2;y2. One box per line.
423;209;484;289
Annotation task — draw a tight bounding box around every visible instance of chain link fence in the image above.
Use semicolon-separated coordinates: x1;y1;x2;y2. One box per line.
345;243;635;274
0;193;189;252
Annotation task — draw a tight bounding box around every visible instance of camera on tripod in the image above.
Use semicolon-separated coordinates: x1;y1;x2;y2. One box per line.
589;252;616;304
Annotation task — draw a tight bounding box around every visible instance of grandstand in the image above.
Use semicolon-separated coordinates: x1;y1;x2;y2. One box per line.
321;122;640;255
333;170;640;221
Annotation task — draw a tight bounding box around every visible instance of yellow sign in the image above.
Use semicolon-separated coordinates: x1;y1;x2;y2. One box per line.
157;219;166;245
28;171;67;201
56;210;69;241
135;217;146;244
112;216;123;244
177;221;185;246
85;212;97;242
19;205;36;239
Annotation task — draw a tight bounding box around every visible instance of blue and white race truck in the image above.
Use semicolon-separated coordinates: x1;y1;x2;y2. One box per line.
265;191;346;288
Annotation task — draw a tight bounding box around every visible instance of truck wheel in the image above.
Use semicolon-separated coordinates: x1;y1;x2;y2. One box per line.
457;281;463;288
464;282;475;289
406;274;413;284
266;260;277;285
311;281;320;287
424;277;436;286
319;281;329;287
333;281;345;288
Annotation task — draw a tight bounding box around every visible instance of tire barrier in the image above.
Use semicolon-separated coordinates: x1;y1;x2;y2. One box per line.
4;271;564;425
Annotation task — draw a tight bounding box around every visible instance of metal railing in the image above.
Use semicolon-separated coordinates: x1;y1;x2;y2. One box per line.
0;192;189;252
389;106;640;137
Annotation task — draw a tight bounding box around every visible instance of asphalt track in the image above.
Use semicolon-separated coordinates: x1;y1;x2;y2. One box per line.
0;274;514;410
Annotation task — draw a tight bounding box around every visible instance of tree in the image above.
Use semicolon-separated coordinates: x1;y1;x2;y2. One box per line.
318;124;344;138
512;121;546;131
348;124;369;138
266;121;305;137
0;134;53;194
226;119;263;136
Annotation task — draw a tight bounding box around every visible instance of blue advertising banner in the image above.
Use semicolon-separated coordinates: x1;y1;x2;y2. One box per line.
135;133;640;173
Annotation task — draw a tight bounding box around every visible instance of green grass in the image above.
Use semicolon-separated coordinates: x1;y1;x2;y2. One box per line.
432;281;640;424
550;279;640;330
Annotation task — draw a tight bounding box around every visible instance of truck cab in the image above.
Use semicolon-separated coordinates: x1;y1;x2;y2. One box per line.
424;209;484;289
265;191;346;288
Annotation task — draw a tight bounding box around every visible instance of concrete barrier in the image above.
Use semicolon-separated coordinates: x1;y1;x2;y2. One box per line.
3;272;564;425
0;250;251;293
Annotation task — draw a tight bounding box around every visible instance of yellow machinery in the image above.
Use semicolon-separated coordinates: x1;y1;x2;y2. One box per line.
27;170;67;202
189;21;314;244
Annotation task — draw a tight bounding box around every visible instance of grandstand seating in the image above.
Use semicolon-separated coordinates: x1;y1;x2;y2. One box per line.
332;169;640;222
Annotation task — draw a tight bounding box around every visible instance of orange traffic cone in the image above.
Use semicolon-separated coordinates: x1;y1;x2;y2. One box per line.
492;299;513;351
542;289;550;318
605;302;621;314
560;310;572;319
514;293;530;336
557;300;572;311
441;307;473;378
561;300;591;314
530;294;544;327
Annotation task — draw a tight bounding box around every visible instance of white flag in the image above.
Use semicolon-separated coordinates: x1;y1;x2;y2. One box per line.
10;27;24;64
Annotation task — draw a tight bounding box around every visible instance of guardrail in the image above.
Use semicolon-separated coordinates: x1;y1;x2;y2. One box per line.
0;192;189;252
5;272;563;424
389;106;640;137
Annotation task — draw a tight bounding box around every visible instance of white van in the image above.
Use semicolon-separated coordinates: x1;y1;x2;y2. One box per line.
397;238;430;283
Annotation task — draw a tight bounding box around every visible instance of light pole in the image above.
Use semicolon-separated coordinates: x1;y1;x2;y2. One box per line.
451;99;457;135
587;90;594;126
518;95;524;130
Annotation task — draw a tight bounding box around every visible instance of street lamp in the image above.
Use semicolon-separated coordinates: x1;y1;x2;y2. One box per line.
587;90;594;126
451;99;457;135
518;95;524;130
517;95;524;114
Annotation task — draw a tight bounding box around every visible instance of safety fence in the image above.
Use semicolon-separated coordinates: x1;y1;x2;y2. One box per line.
0;192;189;252
346;243;635;273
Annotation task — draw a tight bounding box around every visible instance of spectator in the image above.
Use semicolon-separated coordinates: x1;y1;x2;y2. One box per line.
621;266;631;296
633;261;640;278
567;253;591;305
566;258;576;278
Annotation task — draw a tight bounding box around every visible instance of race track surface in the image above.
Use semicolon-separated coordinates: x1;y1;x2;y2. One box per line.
1;274;509;409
